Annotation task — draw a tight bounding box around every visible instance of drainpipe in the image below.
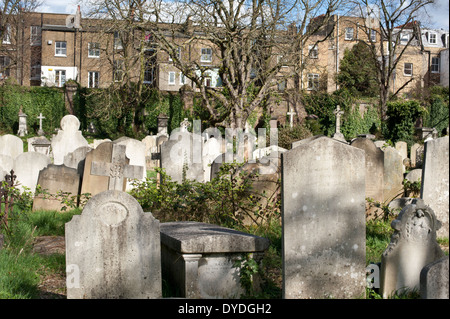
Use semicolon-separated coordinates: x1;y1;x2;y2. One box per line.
336;14;339;91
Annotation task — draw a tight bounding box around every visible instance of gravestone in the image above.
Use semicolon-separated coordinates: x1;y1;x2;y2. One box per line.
420;256;449;299
17;109;28;137
63;146;93;177
420;136;449;239
410;143;421;168
0;155;14;182
51;115;89;165
332;105;346;143
382;146;404;203
380;199;444;298
31;136;52;156
113;137;146;190
33;164;80;212
202;137;223;182
282;135;366;299
0;134;24;159
160;221;269;298
160;131;203;183
13;152;51;193
395;141;408;171
65;190;161;298
351;138;384;218
37;113;45;136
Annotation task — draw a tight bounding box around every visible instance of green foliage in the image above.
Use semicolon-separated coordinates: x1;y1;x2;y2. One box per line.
336;42;379;97
277;124;313;149
0;82;66;135
341;105;381;140
383;99;425;146
422;86;449;136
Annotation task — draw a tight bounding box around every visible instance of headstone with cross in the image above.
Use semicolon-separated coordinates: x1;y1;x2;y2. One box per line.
287;110;296;128
37;113;45;136
90;144;144;191
332;105;347;143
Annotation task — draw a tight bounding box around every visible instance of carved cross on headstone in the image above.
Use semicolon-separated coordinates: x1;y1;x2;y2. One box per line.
90;144;144;191
37;113;45;136
334;105;344;134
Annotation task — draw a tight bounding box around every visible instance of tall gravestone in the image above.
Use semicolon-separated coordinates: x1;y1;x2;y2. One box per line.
420;136;449;239
113;137;147;190
13;152;51;193
382;146;404;203
282;136;366;299
0;134;23;159
65;190;161;299
380;199;444;298
51;115;89;165
351;138;384;218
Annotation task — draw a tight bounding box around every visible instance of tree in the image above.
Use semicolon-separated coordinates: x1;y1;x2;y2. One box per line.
147;0;342;129
336;41;378;97
347;0;434;118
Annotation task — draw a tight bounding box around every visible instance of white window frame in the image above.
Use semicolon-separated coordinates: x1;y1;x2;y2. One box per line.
168;71;176;85
308;45;318;59
369;29;376;42
114;31;123;50
31;26;41;46
179;72;186;85
2;24;11;44
404;63;413;76
345;27;354;40
428;32;437;44
55;41;67;56
431;57;440;73
55;69;66;87
200;48;212;63
400;33;409;44
88;71;99;88
204;76;212;87
88;42;100;58
307;73;319;90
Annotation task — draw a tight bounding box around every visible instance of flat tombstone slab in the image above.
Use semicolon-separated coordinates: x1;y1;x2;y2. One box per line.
282;135;366;299
380;199;444;298
13;152;51;193
65;190;161;299
420;256;449;299
0;134;23;159
33;164;80;212
160;221;269;299
420;136;449;239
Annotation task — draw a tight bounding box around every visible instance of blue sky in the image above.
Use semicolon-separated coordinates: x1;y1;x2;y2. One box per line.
38;0;449;30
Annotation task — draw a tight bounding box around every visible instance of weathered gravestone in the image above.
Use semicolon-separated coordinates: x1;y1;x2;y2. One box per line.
420;256;449;299
65;190;162;299
382;146;404;203
63;146;93;177
160;221;269;298
202;137;223;182
282;135;366;299
380;199;444;298
80;142;143;197
351;138;384;218
113;137;146;190
0;134;23;159
51;115;89;165
410;143;421;168
160;131;203;183
13;152;51;193
0;154;13;182
33;164;80;212
420;136;449;239
395;141;408;172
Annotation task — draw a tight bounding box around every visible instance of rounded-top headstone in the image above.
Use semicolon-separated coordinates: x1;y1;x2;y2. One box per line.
60;115;80;132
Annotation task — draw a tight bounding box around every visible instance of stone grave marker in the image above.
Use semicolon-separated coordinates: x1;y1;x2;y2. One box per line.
17;109;28;137
420;256;449;299
51;115;88;165
13;152;51;193
351;137;384;218
160;221;269;298
410;143;421;168
65;190;161;298
202;137;223;182
395;141;408;171
63;146;93;177
0;134;24;159
113;137;146;190
0;154;14;182
33;164;80;212
282;135;366;299
420;136;449;239
380;199;445;298
382;146;404;203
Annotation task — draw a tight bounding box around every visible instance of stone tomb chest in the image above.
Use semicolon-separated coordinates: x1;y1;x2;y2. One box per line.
160;221;270;298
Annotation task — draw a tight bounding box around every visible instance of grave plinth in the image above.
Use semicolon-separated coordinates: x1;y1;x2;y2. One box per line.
160;221;270;299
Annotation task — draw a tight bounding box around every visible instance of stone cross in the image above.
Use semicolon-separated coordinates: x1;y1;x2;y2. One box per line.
287;110;296;128
37;113;45;136
90;144;144;191
334;105;344;134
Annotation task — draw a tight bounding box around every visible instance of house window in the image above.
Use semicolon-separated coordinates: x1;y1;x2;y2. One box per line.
169;47;181;62
307;73;319;90
55;41;67;56
30;64;41;80
369;29;376;42
0;56;11;79
431;57;440;73
308;45;318;59
88;71;99;88
400;33;409;44
114;31;123;50
429;32;437;44
55;70;66;87
345;27;354;40
204;76;212;87
88;42;100;58
179;72;186;85
2;24;11;44
404;63;413;76
201;48;212;62
168;71;176;85
31;26;42;45
113;60;124;81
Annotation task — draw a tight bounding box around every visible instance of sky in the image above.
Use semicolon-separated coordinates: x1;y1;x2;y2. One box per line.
38;0;449;30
